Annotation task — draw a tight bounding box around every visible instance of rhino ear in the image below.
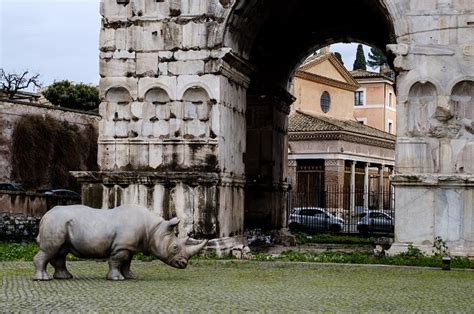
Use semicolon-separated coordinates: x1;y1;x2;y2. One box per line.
167;217;180;233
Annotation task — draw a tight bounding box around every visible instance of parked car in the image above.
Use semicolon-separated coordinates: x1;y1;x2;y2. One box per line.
289;207;345;233
357;210;394;234
44;189;81;198
0;183;24;192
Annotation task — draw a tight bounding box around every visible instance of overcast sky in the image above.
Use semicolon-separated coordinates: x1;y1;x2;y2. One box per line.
0;0;371;91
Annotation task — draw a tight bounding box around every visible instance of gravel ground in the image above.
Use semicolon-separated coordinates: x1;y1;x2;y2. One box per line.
1;260;474;312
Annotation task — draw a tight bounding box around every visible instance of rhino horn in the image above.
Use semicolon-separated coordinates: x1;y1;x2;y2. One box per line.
185;239;208;257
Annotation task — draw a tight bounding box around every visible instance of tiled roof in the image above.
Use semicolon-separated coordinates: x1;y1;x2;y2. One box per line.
289;110;396;141
350;69;394;81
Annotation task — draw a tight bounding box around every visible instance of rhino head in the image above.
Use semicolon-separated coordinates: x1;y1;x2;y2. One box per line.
149;218;207;269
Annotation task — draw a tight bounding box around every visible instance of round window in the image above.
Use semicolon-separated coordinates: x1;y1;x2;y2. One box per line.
320;91;331;113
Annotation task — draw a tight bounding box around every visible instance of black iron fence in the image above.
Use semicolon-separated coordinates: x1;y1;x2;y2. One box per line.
289;185;395;235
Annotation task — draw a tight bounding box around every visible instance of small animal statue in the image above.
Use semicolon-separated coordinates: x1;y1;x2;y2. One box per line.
32;204;207;281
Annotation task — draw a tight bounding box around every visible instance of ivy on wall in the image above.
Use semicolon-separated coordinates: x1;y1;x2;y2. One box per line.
11;115;98;190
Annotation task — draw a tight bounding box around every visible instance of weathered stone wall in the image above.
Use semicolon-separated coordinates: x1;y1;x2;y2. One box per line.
0;99;100;181
0;213;41;242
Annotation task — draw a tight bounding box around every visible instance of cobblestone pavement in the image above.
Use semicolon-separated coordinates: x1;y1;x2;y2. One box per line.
1;260;474;312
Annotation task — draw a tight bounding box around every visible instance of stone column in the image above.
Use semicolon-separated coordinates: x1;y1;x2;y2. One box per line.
350;161;356;213
378;165;385;210
324;159;345;209
363;163;370;211
244;87;294;230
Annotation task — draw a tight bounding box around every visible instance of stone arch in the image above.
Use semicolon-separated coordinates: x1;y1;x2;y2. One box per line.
451;80;474;124
407;81;438;137
220;0;399;89
104;87;133;139
143;88;172;139
182;87;212;139
451;80;474;173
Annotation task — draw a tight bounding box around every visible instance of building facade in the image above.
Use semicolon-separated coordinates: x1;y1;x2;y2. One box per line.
289;52;395;216
351;69;397;134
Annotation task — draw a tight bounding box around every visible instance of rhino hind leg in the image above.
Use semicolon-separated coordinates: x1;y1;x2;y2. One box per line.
51;248;73;280
107;250;131;281
32;250;53;281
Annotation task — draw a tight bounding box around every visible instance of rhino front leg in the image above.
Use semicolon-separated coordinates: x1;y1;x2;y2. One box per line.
107;250;131;281
32;250;53;281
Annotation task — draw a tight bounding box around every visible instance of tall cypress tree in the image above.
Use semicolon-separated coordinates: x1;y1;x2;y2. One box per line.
334;52;344;65
353;44;367;71
367;47;388;69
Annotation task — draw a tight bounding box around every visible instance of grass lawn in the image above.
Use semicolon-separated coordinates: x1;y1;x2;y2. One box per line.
1;260;474;312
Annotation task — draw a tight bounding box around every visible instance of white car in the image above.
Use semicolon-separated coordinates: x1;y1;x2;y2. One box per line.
357;211;394;234
289;207;345;233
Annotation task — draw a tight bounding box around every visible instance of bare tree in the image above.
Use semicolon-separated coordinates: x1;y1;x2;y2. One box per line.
0;69;42;99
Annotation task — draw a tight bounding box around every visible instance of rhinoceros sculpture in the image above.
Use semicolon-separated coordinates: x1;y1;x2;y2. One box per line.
32;204;207;281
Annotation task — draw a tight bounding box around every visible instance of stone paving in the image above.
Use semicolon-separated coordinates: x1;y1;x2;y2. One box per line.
1;260;474;312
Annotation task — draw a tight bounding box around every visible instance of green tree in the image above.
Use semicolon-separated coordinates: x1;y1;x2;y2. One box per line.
352;44;367;71
367;47;388;69
334;52;344;65
43;80;100;111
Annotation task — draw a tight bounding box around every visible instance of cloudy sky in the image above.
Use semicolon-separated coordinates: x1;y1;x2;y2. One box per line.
0;0;370;91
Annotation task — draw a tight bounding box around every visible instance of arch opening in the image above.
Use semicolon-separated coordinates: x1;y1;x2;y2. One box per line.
224;1;398;231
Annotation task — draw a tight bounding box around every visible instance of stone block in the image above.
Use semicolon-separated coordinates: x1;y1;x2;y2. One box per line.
100;59;136;77
170;101;183;119
169;118;183;137
183;102;198;120
153;120;170;138
174;50;211;61
129;142;149;167
113;50;135;59
156;104;171;120
181;0;209;15
163;23;183;50
168;60;205;75
132;24;165;51
100;28;116;51
136;53;159;76
158;62;168;75
115;29;128;51
102;0;130;19
158;51;174;60
182;22;208;49
185;120;207;138
149;144;164;168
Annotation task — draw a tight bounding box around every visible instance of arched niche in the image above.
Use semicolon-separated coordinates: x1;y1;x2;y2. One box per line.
182;87;211;139
104;87;133;138
452;80;474;173
407;82;438;137
143;88;171;139
451;80;474;123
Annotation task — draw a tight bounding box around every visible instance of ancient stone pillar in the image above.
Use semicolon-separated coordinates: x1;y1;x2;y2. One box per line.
244;88;293;229
387;1;474;256
74;0;255;251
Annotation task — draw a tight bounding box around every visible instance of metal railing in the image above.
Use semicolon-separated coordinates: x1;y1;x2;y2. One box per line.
289;185;395;235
